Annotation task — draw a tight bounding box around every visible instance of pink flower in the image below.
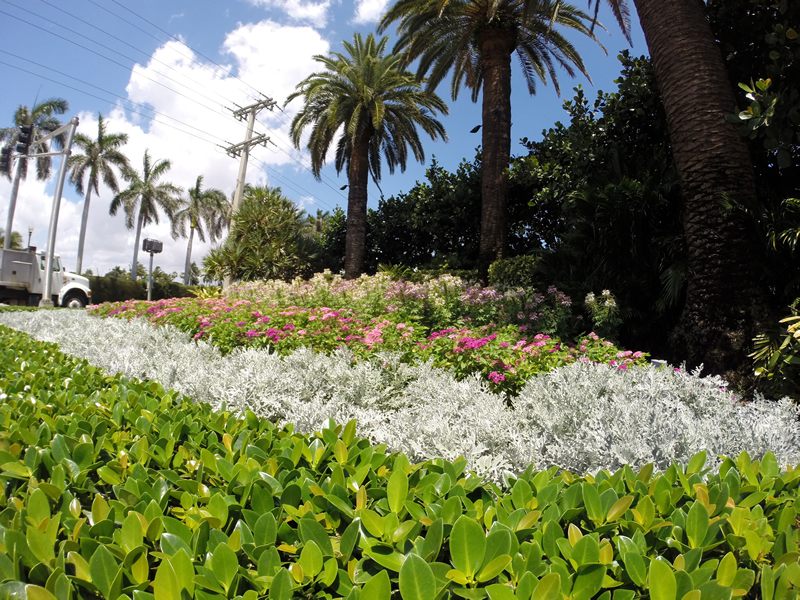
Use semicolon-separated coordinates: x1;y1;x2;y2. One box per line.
488;371;505;384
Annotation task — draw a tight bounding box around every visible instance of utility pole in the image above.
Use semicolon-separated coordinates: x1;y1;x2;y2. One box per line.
221;97;276;288
40;117;79;307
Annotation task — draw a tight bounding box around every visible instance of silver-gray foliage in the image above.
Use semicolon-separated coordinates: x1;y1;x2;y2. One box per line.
1;310;798;483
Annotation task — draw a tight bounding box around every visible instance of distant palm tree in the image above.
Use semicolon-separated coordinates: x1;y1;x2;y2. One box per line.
172;175;230;285
68;113;130;274
288;33;448;278
379;0;597;279
305;208;331;237
0;228;23;250
110;150;183;281
0;97;69;250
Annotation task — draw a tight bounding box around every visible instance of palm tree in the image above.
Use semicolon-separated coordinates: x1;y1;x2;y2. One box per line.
0;228;23;250
379;0;597;280
0;97;69;250
564;0;766;378
172;175;230;285
68;113;130;274
287;33;448;279
110;150;183;281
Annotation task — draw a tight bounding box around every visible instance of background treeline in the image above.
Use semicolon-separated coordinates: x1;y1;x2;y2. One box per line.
315;0;799;363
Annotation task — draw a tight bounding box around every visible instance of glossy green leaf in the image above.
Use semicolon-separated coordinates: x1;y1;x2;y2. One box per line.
486;583;517;600
212;540;238;593
121;512;144;554
450;515;486;579
531;573;561;600
477;555;512;583
388;469;409;514
298;517;333;556
171;549;196;596
89;545;119;600
716;552;737;587
154;558;179;600
361;570;391;600
571;535;600;567
686;451;707;475
622;552;646;587
582;483;604;523
686;501;709;549
399;554;435;600
649;559;676;600
573;564;605;600
26;527;55;566
270;567;293;600
299;540;323;578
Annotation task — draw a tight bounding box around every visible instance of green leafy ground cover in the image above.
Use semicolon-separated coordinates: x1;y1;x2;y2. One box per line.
1;325;799;599
87;273;648;395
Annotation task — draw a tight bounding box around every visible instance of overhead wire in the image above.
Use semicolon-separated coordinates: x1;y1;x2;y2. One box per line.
36;0;242;112
89;0;263;102
0;1;354;209
0;57;343;213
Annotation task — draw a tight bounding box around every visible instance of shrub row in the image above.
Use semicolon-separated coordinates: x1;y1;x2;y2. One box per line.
86;276;194;305
86;294;645;396
2;309;799;483
1;324;800;600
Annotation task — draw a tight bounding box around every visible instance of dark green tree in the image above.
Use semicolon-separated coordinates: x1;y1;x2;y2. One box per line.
379;0;599;280
203;185;320;283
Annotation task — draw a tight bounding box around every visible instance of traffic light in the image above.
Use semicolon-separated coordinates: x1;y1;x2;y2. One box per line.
16;125;33;155
0;146;11;171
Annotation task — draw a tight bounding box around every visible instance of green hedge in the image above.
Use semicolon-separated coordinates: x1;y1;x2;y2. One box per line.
87;275;194;304
488;255;542;289
0;324;798;600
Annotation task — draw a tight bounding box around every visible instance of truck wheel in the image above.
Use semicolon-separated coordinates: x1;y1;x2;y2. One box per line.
62;293;87;308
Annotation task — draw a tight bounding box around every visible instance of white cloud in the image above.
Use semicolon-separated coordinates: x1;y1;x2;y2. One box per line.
1;21;334;282
353;0;391;24
245;0;331;28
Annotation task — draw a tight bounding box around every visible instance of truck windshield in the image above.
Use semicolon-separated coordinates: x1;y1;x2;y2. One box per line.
39;256;61;271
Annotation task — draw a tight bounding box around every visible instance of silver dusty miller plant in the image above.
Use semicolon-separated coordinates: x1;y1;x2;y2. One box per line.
1;310;798;484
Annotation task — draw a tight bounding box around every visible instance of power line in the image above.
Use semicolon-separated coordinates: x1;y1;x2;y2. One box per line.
0;7;245;127
35;0;242;111
87;0;263;102
2;0;351;203
0;53;224;146
0;59;344;213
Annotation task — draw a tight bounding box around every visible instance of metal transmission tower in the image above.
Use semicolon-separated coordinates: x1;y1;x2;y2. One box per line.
220;97;276;288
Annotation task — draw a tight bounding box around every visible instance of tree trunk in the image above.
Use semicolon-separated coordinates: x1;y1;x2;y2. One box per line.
3;158;24;250
344;128;373;279
75;185;93;274
132;209;144;281
184;226;195;285
633;0;766;382
476;28;516;283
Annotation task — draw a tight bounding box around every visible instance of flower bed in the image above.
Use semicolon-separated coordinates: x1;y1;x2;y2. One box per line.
2;309;797;480
88;273;648;394
0;323;798;600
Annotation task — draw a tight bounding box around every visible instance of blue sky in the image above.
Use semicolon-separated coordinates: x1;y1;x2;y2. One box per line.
0;0;647;277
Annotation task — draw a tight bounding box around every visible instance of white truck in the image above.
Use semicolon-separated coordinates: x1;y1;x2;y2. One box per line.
0;247;92;308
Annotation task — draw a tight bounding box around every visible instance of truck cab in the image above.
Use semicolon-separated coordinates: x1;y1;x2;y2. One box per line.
0;247;92;307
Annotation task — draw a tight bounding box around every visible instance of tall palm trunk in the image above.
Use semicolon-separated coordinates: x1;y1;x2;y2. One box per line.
633;0;765;379
3;158;24;250
344;129;373;279
76;186;94;274
131;210;144;281
184;225;195;285
476;28;516;282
